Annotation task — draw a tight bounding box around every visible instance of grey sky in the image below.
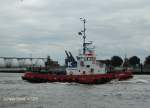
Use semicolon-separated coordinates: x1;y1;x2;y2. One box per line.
0;0;150;64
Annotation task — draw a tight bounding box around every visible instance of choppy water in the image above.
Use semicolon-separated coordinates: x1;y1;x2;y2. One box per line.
0;73;150;108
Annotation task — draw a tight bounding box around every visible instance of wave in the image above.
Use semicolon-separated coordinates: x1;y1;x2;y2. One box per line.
110;77;149;84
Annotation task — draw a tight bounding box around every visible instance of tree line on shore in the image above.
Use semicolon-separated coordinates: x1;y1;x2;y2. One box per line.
102;55;150;69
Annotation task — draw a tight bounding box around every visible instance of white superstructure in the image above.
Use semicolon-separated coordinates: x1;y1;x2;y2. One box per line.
66;18;107;75
66;41;106;75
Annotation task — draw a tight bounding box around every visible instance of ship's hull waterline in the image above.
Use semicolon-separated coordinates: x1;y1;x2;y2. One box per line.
22;71;133;84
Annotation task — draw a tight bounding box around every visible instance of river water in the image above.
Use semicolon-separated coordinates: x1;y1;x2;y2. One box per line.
0;73;150;108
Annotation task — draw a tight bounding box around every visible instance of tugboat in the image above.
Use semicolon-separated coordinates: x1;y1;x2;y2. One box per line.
22;18;133;84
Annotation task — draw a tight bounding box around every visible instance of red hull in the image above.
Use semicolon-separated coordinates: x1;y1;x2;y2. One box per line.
22;71;133;84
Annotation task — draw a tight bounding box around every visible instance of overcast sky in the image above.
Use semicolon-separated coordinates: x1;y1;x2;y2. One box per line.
0;0;150;64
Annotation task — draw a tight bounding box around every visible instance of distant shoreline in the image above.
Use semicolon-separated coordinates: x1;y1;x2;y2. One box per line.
133;72;150;75
0;68;26;73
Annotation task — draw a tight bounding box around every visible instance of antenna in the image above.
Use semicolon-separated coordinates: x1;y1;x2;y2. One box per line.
78;18;87;54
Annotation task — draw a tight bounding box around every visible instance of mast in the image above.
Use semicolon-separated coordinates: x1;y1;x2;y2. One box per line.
78;18;87;54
